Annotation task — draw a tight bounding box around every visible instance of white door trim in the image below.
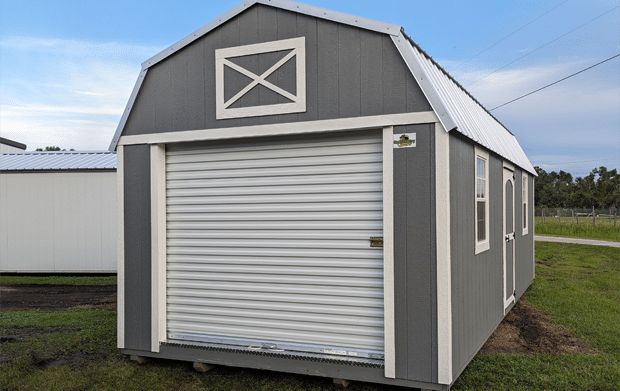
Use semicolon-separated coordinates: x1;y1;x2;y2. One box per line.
503;165;516;312
151;144;167;352
382;126;395;379
118;112;438;146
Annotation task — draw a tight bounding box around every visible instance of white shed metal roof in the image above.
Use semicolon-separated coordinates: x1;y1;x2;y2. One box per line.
107;0;536;175
395;35;536;175
0;151;117;171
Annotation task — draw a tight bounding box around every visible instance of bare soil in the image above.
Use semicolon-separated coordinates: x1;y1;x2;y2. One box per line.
0;284;116;312
0;284;593;356
479;299;594;355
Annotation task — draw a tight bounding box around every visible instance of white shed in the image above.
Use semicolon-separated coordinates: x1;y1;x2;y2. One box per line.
0;137;27;153
0;151;117;273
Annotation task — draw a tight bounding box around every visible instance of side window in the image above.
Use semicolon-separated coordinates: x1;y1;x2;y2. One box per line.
522;173;529;235
475;147;490;254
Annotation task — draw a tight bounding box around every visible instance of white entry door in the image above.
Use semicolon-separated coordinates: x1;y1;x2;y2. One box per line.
503;165;516;311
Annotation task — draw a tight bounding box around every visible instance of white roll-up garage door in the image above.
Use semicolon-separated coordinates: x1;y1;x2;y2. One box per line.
165;130;384;359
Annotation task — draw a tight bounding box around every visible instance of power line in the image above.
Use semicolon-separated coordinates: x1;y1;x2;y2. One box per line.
489;53;620;111
466;5;620;87
452;0;569;71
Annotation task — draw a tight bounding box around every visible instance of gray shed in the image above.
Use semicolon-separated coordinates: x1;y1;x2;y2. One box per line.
110;1;536;389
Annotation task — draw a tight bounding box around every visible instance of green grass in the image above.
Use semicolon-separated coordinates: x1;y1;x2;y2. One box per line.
452;242;620;390
535;217;620;242
1;243;619;390
0;275;116;285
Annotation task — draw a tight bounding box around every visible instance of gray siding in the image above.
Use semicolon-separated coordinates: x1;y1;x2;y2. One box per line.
449;134;504;380
123;144;152;351
515;171;535;299
122;4;431;137
393;124;437;383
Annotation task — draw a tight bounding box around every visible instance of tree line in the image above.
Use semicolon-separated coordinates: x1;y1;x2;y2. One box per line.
534;166;620;209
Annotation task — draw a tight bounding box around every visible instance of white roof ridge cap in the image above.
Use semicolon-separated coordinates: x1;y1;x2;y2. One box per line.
141;0;401;70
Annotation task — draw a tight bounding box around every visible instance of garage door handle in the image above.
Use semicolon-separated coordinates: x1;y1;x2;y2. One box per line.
370;237;383;247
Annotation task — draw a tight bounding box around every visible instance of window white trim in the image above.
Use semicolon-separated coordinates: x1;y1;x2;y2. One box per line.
522;172;529;236
474;146;490;254
215;37;306;119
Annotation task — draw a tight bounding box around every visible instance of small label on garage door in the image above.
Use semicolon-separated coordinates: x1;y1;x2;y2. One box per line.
393;133;416;148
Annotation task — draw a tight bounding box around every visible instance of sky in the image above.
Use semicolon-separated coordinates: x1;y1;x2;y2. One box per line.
1;0;618;177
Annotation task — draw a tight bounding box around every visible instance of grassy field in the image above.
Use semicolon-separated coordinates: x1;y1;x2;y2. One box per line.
0;275;116;285
452;242;620;390
1;243;619;390
535;216;620;242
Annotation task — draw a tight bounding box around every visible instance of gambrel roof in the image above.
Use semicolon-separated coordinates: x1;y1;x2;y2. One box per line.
108;0;535;175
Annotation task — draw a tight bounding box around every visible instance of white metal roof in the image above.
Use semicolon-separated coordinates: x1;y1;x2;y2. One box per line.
0;151;117;171
395;35;536;175
108;0;536;175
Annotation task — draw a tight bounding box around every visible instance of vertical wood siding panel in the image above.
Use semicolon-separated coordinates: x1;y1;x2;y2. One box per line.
186;32;206;130
406;66;432;113
296;13;318;122
124;69;155;136
172;49;189;133
124;145;152;351
257;6;280;125
360;30;383;116
219;16;241;128
338;24;360;118
515;170;534;299
203;27;219;130
393;142;408;379
404;124;433;382
277;9;299;123
451;140;506;380
382;35;406;115
154;58;174;134
122;94;141;136
237;6;260;128
317;19;339;120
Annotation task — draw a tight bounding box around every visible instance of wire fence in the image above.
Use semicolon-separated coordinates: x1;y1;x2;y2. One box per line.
536;207;618;227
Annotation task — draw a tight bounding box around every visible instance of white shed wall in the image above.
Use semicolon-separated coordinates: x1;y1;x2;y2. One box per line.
0;171;117;272
0;144;24;153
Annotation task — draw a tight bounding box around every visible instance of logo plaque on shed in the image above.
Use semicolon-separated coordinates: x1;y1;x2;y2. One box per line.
215;37;306;119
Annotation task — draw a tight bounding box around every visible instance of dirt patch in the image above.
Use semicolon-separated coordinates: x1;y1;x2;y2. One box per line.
1;284;593;357
480;300;594;355
0;284;116;312
38;354;89;369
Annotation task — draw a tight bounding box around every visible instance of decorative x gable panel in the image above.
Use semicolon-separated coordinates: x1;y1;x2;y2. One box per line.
215;37;306;119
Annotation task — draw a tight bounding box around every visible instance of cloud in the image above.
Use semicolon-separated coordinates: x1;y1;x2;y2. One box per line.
0;36;159;62
441;56;620;174
1;36;163;150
